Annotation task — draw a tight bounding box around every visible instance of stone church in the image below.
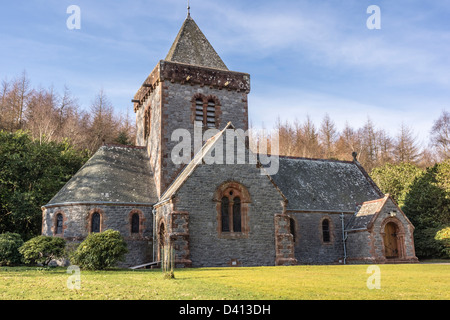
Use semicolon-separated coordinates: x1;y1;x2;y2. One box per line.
41;12;418;268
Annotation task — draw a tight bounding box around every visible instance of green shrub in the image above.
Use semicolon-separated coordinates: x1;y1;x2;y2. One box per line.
414;227;447;259
71;230;128;270
19;236;66;266
435;226;450;258
0;233;24;266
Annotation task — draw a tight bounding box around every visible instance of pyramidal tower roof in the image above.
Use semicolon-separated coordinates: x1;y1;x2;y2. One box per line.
165;14;229;71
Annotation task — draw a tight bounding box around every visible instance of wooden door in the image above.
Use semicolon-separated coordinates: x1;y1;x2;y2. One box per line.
383;222;399;258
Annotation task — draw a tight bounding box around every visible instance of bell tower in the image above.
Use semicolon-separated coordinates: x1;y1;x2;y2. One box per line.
132;13;251;197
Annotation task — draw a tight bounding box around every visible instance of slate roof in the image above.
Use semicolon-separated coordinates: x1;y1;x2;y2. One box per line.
345;197;386;231
44;145;158;206
345;195;414;231
165;16;229;71
269;157;383;212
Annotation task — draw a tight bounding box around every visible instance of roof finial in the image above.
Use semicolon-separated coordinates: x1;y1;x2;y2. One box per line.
187;0;191;18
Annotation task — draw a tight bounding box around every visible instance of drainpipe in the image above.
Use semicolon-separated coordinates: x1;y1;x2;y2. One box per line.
152;206;157;262
340;213;348;265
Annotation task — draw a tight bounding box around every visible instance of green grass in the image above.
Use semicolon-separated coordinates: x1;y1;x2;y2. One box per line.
0;264;448;300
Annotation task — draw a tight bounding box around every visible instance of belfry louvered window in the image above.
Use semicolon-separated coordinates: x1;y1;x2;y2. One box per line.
195;98;204;124
206;100;216;128
194;98;216;128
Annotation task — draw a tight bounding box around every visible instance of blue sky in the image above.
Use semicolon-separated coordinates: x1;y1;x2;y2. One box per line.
1;0;449;145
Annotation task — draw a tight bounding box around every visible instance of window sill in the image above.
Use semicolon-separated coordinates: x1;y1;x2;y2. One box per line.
218;232;249;239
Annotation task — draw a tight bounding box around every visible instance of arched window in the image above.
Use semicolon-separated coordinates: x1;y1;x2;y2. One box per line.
221;197;230;232
220;192;242;233
56;213;63;235
195;98;204;125
322;219;330;243
192;95;219;128
131;213;140;234
232;197;241;232
91;212;101;233
289;218;296;244
215;182;250;238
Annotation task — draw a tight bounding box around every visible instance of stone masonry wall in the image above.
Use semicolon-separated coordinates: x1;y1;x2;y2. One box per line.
173;163;285;268
289;212;353;264
159;81;249;193
42;204;154;267
136;84;162;196
345;231;375;264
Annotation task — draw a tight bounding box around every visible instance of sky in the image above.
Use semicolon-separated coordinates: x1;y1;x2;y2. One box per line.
1;0;449;146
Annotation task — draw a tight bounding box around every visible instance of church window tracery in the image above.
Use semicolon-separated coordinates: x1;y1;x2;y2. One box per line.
215;182;250;238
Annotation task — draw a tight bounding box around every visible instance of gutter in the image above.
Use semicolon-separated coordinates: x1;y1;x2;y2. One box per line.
42;201;156;209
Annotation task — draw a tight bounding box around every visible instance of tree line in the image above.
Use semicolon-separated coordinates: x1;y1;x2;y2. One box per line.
251;111;449;173
0;71;135;154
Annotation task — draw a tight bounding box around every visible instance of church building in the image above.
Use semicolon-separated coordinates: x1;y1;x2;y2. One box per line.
41;11;418;268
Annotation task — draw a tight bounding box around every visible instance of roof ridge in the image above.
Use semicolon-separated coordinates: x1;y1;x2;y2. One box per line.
267;154;355;164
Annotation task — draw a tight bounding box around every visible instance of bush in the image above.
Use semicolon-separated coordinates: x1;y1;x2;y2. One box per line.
19;236;66;266
435;226;450;258
71;230;128;270
0;130;89;240
0;233;24;266
414;227;447;259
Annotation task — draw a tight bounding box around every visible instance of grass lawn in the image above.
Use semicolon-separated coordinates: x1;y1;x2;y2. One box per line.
0;264;448;300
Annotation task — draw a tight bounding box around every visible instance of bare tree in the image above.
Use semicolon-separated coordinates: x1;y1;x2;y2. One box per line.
0;78;10;130
335;121;362;162
358;118;379;171
87;89;119;152
430;110;450;160
16;71;31;129
392;123;421;164
276;117;295;156
319;113;337;159
377;129;394;165
25;87;59;144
